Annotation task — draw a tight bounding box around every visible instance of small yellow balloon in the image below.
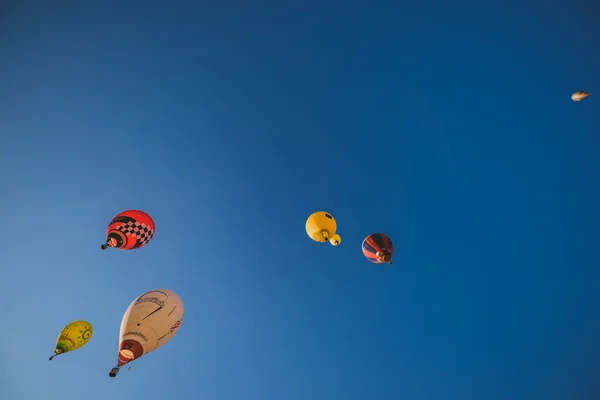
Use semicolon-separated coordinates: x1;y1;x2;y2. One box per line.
329;234;341;246
305;211;337;243
49;320;93;360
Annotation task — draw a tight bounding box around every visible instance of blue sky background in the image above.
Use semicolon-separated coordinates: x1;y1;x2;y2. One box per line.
1;2;599;399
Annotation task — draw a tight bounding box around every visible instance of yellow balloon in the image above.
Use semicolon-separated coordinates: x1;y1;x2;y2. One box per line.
329;234;341;246
305;211;337;243
49;320;93;360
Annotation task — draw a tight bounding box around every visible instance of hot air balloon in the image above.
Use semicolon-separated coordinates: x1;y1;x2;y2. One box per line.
49;320;93;360
571;91;590;102
362;233;394;265
101;210;155;251
305;211;340;246
329;234;341;246
109;289;184;378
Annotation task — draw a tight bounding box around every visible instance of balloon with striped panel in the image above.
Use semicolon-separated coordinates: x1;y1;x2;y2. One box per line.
361;233;394;265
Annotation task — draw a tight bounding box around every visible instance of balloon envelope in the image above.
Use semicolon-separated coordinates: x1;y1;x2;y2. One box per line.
116;289;184;367
571;91;590;101
305;211;337;243
102;210;155;250
329;234;341;246
362;233;394;264
54;320;93;356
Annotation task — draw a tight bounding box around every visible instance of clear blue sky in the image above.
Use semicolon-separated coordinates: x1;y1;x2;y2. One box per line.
1;2;599;399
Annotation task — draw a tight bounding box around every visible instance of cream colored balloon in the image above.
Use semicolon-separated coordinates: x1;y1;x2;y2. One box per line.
571;91;590;101
109;289;184;377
